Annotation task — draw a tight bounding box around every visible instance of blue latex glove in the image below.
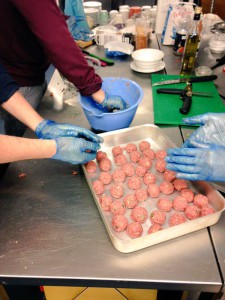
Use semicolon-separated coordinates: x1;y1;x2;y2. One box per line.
35;120;103;144
166;146;225;181
100;92;129;111
66;16;93;41
52;137;100;165
183;113;225;148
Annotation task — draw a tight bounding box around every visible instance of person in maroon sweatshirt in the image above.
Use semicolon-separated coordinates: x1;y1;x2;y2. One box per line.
0;0;127;136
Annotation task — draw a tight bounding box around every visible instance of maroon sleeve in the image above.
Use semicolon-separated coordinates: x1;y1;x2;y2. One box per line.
11;0;102;95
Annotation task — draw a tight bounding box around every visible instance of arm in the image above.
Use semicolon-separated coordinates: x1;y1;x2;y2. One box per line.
0;135;56;163
2;91;43;131
11;0;102;96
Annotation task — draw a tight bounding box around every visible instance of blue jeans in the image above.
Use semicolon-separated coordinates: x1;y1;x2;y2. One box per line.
0;82;47;136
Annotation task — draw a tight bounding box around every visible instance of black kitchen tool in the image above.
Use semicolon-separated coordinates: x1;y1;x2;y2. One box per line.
157;83;213;115
211;54;225;70
152;75;217;86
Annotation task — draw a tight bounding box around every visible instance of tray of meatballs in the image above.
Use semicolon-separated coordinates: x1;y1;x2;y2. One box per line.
83;124;225;253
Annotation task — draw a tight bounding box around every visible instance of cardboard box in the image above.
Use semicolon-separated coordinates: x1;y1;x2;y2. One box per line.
75;288;127;300
0;286;9;300
118;288;157;300
44;286;158;300
44;286;86;300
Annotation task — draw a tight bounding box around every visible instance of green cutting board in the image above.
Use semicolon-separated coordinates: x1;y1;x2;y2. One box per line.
152;74;225;126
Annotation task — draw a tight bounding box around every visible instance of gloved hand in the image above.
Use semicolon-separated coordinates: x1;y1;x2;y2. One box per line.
35;120;103;144
100;92;129;111
165;146;225;181
183;113;225;148
67;16;93;41
52;137;100;165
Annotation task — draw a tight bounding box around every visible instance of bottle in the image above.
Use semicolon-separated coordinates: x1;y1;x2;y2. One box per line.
180;7;202;76
135;18;148;50
173;16;191;56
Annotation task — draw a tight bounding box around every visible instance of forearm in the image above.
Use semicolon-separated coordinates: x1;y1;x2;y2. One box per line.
0;135;56;163
91;89;105;103
1;91;43;131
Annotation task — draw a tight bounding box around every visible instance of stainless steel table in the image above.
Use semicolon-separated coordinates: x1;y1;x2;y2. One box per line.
0;36;222;296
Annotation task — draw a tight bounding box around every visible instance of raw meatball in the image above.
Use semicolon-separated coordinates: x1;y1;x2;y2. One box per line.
110;184;124;199
194;194;209;208
131;206;148;224
148;224;163;234
139;157;152;170
143;148;155;160
126;222;143;238
130;150;141;163
84;160;97;173
169;212;186;227
185;205;200;220
157;198;172;212
122;162;135;177
96;150;107;162
127;176;142;190
163;170;176;182
126;143;137;153
99;196;113;211
173;179;188;191
114;154;127;166
112;169;126;183
200;206;215;216
135;165;147;177
135;189;148;202
112;214;128;232
110;200;126;215
150;210;166;225
155;159;166;173
156;149;167;160
143;172;156;185
147;183;160;198
99;158;112;172
99;171;112;185
92;180;104;195
124;194;138;209
139;140;151;152
173;196;188;212
112;145;123;157
159;181;174;195
180;189;195;203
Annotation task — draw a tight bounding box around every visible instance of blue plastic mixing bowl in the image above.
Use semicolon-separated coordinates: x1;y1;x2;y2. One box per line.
78;77;143;131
